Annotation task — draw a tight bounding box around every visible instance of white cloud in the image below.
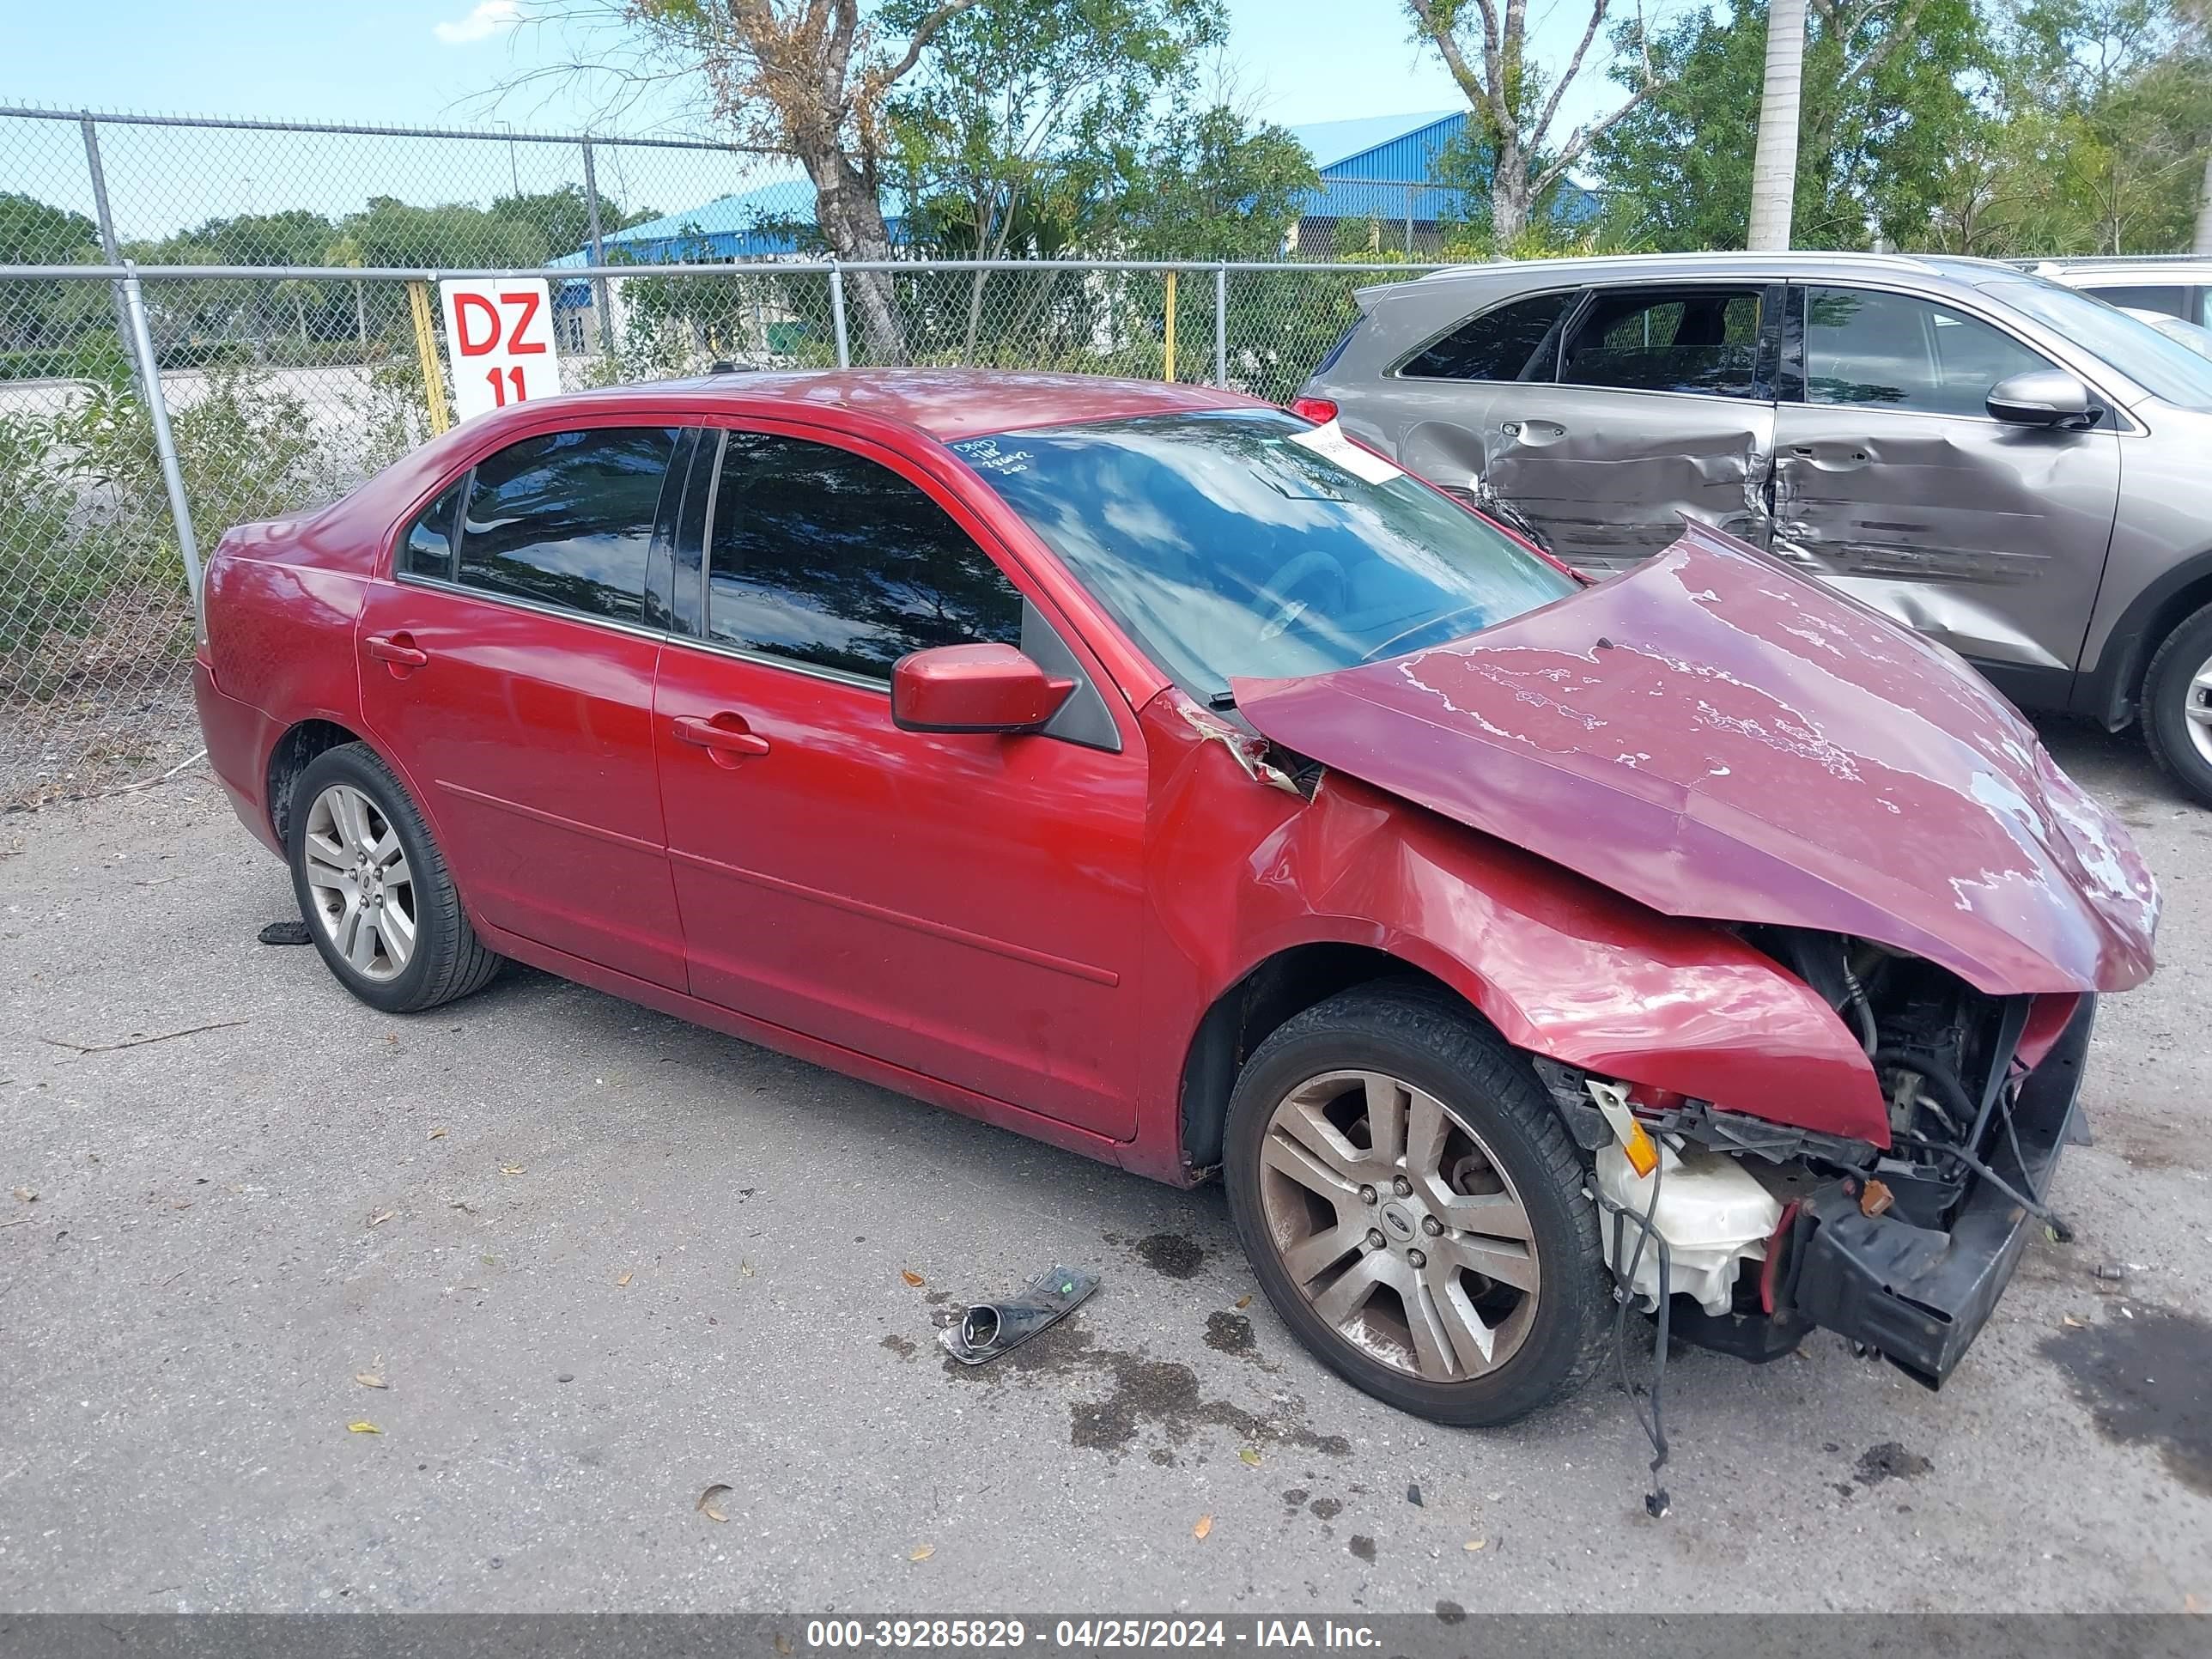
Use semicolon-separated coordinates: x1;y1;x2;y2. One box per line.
434;1;524;46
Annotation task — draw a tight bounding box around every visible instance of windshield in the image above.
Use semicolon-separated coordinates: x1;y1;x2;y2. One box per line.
1975;276;2212;409
948;410;1577;699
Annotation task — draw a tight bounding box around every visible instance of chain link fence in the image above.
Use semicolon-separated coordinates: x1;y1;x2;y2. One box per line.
0;257;1439;806
0;106;1476;805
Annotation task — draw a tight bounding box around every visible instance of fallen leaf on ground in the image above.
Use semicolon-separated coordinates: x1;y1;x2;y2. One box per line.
696;1483;732;1523
908;1544;934;1562
2062;1314;2087;1328
11;1187;35;1203
368;1210;394;1228
616;1271;634;1288
428;1127;448;1140
1464;1538;1486;1552
1192;1514;1214;1540
1234;1294;1252;1309
901;1269;926;1287
499;1164;524;1176
1238;1448;1261;1468
354;1372;387;1389
347;1421;380;1435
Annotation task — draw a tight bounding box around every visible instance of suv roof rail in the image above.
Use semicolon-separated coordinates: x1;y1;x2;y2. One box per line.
1407;249;1948;284
2013;253;2212;267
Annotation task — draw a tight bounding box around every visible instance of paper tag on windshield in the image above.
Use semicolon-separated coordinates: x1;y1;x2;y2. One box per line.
1287;419;1403;486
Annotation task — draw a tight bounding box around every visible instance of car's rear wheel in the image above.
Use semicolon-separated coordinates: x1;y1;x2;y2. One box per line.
2142;601;2212;808
1223;984;1610;1426
286;742;502;1013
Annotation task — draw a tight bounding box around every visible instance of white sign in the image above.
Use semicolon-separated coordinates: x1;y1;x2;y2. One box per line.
440;277;562;422
1286;418;1403;486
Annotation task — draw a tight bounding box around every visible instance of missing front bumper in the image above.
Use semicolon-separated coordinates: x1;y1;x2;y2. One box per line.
1786;996;2095;1387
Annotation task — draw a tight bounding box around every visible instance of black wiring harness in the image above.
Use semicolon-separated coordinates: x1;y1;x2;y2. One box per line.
1594;1155;1672;1519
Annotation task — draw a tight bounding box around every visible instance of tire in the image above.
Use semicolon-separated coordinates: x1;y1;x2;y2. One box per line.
1223;983;1609;1426
285;742;502;1014
2142;601;2212;808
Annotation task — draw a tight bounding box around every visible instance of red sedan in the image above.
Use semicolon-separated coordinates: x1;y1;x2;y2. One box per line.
195;369;2157;1427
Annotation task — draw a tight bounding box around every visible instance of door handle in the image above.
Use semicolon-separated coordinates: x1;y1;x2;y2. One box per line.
366;633;428;670
672;713;772;761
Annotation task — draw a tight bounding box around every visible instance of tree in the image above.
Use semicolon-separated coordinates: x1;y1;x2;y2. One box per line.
615;0;988;358
1925;0;2211;254
1747;0;1809;247
1405;0;1665;246
1595;1;1979;252
885;0;1223;355
0;195;106;359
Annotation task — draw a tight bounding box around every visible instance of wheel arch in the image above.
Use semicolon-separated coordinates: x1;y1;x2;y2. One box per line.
1178;935;1531;1178
2077;544;2212;728
265;717;367;846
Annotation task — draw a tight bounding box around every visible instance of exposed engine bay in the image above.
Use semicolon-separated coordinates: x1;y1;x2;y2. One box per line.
1528;927;2092;1514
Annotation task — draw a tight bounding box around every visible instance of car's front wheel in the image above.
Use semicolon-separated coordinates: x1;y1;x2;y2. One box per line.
1223;984;1610;1426
2142;601;2212;808
286;742;503;1013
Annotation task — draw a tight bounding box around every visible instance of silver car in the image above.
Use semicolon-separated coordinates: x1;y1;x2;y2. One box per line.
1300;252;2212;803
2033;257;2212;329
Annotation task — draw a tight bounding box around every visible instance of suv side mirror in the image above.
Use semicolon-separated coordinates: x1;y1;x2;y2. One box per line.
891;644;1075;735
1987;369;2103;429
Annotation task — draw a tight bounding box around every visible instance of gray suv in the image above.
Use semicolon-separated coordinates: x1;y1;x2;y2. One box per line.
1300;252;2212;802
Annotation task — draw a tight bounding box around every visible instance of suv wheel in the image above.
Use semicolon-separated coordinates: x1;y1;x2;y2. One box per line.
2142;601;2212;807
286;742;503;1013
1222;985;1609;1426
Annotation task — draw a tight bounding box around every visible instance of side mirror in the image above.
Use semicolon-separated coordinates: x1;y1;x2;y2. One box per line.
1987;369;2102;429
891;643;1075;735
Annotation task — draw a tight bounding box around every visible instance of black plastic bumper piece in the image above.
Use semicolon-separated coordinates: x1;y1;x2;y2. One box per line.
1791;995;2094;1388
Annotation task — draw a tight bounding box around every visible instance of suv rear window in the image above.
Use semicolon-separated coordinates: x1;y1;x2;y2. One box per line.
1399;292;1574;381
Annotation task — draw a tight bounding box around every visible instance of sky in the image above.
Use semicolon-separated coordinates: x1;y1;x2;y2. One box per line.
3;0;1637;240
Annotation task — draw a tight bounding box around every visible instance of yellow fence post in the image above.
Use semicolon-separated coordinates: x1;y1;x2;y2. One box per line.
1162;270;1177;384
406;280;451;437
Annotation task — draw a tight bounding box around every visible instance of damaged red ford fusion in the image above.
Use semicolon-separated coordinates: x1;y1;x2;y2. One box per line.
193;371;2158;1441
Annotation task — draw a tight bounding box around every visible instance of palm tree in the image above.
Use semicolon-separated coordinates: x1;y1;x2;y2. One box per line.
1747;0;1809;249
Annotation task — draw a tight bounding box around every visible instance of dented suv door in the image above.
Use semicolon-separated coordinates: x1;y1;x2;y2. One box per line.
1771;283;2121;679
1468;282;1780;574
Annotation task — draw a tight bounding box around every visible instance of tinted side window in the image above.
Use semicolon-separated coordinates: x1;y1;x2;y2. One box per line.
1805;288;2050;416
707;432;1024;680
1560;287;1765;398
1400;292;1576;381
457;426;678;623
400;483;462;580
2080;283;2189;319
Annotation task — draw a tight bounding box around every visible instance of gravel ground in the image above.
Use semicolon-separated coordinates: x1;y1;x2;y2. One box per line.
1;718;2207;1614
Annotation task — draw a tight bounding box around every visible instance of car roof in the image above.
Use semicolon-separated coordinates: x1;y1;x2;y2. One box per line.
533;368;1263;443
2028;258;2212;283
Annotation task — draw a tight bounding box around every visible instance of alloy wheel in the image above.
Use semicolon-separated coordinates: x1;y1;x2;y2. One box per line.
2185;653;2212;769
1256;1069;1540;1382
301;783;417;982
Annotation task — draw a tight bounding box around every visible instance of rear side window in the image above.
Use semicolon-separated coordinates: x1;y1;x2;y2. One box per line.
399;483;462;580
706;431;1024;681
1804;288;2049;416
1399;292;1575;381
457;426;679;623
1559;287;1765;398
2079;283;2189;319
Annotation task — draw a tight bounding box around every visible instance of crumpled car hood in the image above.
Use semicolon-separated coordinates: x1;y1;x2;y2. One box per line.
1233;522;2158;996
